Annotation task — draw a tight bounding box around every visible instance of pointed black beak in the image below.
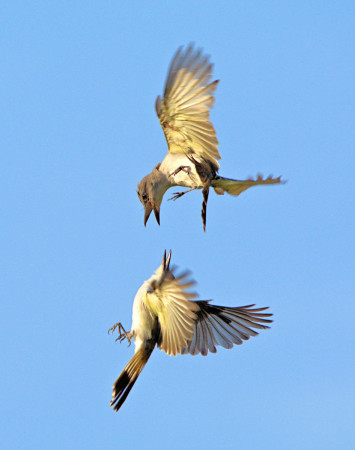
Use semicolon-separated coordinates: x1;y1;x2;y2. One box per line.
162;250;172;271
153;206;160;225
144;204;153;227
144;202;160;227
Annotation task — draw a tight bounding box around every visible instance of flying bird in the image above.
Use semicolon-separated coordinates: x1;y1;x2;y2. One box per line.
108;250;273;412
137;44;284;231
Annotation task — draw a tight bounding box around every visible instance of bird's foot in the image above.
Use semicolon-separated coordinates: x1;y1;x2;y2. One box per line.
169;191;186;201
168;187;197;201
108;322;132;346
169;166;190;177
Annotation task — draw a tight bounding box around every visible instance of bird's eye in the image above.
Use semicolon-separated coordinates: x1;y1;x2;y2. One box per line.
142;194;148;201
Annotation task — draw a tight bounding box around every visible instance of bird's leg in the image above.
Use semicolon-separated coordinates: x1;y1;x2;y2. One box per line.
169;166;191;177
201;184;210;232
168;186;198;201
108;322;132;346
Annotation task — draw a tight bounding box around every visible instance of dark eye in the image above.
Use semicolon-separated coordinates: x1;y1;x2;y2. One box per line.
142;194;148;201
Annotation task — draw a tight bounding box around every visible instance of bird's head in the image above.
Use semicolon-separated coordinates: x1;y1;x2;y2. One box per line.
149;250;173;287
137;168;166;226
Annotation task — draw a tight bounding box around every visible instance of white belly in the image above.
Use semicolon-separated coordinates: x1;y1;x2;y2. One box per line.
159;152;203;188
131;284;156;346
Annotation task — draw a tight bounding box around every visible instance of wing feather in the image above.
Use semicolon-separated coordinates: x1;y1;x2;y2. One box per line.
145;269;199;356
157;45;221;168
182;302;273;356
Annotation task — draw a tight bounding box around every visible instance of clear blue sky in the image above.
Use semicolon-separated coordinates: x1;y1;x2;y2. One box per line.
2;2;354;449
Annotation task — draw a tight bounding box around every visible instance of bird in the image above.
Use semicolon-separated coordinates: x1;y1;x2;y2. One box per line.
137;44;284;231
108;250;273;412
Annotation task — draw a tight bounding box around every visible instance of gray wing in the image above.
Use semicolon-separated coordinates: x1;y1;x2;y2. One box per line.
181;302;273;356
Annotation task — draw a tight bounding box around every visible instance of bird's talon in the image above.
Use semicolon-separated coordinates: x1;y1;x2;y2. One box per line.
108;323;118;335
169;166;190;178
109;322;131;345
169;192;185;201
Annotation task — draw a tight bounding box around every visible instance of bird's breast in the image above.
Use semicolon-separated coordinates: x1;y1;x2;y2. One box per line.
160;153;202;188
131;286;157;343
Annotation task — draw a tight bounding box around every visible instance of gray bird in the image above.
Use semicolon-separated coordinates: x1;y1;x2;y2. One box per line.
137;45;284;231
109;250;272;412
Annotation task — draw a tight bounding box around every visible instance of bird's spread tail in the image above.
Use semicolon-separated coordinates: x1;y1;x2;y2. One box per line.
111;347;153;412
211;174;283;196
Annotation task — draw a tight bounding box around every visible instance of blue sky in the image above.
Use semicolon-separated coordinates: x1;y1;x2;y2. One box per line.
1;1;354;449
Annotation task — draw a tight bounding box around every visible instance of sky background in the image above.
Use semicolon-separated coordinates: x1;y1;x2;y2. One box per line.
1;1;354;449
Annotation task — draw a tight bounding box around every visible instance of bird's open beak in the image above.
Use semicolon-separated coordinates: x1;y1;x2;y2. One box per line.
162;250;172;271
144;204;153;226
153;205;160;225
144;203;160;226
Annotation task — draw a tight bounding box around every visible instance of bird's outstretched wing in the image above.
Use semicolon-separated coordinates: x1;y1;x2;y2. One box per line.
181;302;273;356
145;268;199;356
155;45;221;169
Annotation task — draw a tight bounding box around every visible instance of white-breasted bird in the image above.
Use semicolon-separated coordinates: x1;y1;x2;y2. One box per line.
108;250;273;412
137;44;284;231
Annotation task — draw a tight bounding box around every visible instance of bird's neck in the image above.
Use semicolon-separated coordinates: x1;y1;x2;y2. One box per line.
151;167;172;204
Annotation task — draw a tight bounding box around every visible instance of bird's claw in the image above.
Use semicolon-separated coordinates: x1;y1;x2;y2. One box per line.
168;186;197;201
169;166;190;178
169;191;185;201
108;322;132;346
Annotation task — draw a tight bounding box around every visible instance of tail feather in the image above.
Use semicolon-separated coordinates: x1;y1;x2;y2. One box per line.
212;174;283;196
111;347;153;412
